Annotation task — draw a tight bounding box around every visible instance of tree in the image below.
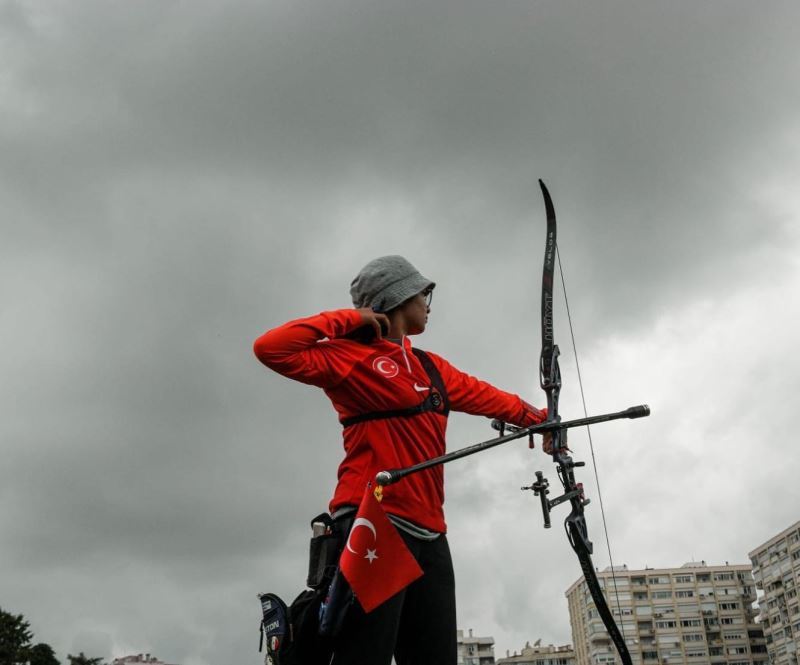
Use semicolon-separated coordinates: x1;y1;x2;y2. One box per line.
28;644;60;665
0;609;33;665
0;608;60;665
66;653;103;665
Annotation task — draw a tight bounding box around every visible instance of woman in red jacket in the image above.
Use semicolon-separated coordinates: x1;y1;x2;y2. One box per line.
254;255;547;665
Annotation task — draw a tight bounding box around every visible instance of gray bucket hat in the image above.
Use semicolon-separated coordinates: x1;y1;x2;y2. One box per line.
350;255;435;313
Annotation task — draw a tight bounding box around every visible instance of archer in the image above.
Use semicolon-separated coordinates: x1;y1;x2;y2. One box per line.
254;255;550;665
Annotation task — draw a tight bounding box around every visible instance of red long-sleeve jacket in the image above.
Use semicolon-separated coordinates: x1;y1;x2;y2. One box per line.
254;309;546;533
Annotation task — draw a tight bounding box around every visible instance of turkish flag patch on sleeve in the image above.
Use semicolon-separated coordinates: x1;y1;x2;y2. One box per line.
339;487;424;613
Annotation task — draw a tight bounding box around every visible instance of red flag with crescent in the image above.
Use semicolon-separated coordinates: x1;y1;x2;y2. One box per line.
339;486;424;612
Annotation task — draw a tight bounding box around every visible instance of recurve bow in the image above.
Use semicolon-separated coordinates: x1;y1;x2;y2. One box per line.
376;181;649;665
531;179;635;665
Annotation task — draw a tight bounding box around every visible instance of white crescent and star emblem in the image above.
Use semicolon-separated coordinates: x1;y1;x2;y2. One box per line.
372;356;399;378
346;517;380;564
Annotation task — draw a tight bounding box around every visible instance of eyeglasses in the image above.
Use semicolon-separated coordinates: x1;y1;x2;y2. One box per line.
421;288;433;307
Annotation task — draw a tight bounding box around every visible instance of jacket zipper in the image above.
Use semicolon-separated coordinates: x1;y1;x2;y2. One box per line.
399;336;412;372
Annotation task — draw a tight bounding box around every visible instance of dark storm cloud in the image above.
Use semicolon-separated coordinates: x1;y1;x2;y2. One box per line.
2;1;799;662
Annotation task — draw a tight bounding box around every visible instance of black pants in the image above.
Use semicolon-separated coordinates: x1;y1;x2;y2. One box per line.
331;531;457;665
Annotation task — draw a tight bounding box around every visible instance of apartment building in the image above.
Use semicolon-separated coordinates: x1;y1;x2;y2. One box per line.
566;562;767;665
749;520;800;665
112;656;176;665
496;641;576;665
458;628;496;665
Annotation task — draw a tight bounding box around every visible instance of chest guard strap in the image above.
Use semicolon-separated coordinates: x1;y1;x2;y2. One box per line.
340;348;450;428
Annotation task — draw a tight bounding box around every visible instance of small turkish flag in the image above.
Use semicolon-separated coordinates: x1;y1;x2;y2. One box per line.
339;487;424;613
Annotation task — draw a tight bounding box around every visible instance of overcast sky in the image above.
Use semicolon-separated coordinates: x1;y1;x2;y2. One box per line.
2;1;799;663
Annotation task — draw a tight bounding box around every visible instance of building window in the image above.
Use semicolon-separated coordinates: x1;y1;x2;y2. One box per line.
727;646;748;655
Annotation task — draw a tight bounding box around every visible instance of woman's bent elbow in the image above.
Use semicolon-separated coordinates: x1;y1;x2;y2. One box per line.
253;335;280;367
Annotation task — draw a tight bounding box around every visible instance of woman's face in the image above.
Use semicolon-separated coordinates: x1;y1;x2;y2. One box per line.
398;288;432;335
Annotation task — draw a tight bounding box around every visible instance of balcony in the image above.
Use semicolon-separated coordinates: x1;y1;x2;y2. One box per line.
589;634;611;644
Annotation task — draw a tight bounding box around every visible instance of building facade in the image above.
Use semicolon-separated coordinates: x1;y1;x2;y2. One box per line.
566;562;767;665
112;656;175;665
497;641;576;665
458;628;496;665
749;520;800;665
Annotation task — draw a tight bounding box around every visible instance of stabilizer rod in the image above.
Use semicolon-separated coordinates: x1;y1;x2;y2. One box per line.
375;404;649;486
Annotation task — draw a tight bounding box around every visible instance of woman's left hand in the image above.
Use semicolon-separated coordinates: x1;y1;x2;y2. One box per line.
542;431;554;454
541;430;567;455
